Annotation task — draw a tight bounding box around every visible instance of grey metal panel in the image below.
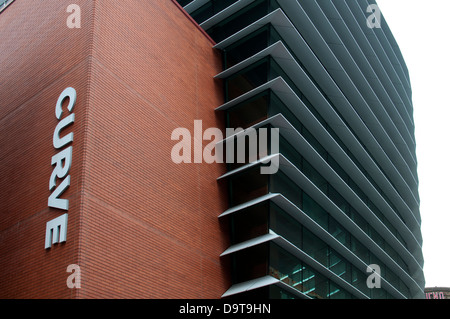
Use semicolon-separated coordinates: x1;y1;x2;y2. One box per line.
218;154;424;297
221;275;310;298
214;9;287;50
254;113;421;264
282;0;420;223
215;41;286;79
214;13;420;245
221;275;280;297
273;116;422;275
183;0;209;13
315;0;417;175
199;0;255;30
330;0;415;148
216;78;423;262
347;0;413;115
216;33;421;229
276;154;423;297
220;231;279;256
218;192;279;217
187;0;423;298
273;232;372;299
276;0;419;206
364;0;412;94
341;0;421;224
274;281;312;299
201;0;420;220
215;77;285;111
219;192;407;298
221;230;372;299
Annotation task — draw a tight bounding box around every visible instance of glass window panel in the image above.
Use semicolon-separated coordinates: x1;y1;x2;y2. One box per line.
190;2;214;24
231;201;269;244
328;218;350;248
232;243;269;284
328;249;351;283
369;226;384;250
227;90;269;129
329;281;351;299
301;265;329;299
278;135;302;171
269;286;298;299
269;202;302;248
349;208;369;233
302;228;328;267
229;166;268;206
269;243;304;292
350;236;370;264
398;280;411;299
371;286;387;299
327;186;350;215
301;127;327;158
269;91;304;132
302;159;327;193
386;267;399;288
302;192;328;230
385;291;395;299
351;266;369;296
384;243;398;267
270;170;302;209
224;25;282;68
207;0;280;42
190;0;240;24
225;58;269;101
177;0;193;6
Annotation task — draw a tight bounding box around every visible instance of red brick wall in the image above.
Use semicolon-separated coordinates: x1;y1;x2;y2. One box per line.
0;0;94;298
0;0;229;298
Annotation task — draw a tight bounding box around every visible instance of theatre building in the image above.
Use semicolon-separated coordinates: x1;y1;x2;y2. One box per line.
0;0;425;299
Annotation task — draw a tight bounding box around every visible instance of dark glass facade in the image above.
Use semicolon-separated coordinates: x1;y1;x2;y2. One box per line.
178;0;424;299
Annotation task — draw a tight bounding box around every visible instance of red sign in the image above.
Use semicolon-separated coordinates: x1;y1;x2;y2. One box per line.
425;292;445;299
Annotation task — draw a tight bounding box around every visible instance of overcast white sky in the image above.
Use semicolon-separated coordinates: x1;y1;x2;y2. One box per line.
375;0;450;288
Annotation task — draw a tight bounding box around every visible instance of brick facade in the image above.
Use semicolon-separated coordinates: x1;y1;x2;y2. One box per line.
0;0;228;298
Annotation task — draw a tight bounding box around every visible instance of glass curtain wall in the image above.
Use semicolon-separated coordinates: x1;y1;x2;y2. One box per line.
177;0;416;299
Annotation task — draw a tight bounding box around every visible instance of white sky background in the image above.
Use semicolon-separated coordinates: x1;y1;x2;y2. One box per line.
375;0;450;288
